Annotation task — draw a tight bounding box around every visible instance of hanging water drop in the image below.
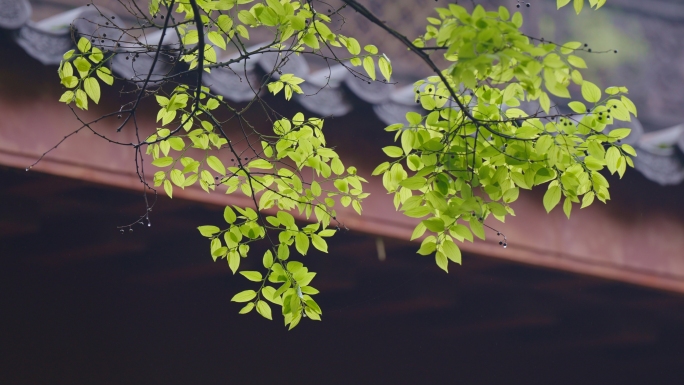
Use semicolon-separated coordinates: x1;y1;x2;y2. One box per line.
25;168;29;171
147;223;151;227
129;228;133;232
120;229;124;234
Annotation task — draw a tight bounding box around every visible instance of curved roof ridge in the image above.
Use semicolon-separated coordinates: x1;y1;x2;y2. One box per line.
3;0;684;185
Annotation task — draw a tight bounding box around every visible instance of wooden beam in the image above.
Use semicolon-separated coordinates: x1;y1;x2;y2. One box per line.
2;53;684;294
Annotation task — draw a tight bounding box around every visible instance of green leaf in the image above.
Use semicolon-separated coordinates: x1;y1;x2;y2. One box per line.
405;206;432;218
152;157;173;167
364;45;378;54
422;217;445;232
247;159;273;169
206;155;225;175
499;6;510;20
311;234;328;253
163;179;173;198
382;146;404;158
605;146;620;174
224;206;237;223
581;81;602;103
207;31;227;50
61;76;78;89
263;250;274;268
512;12;523;28
198;225;220;237
568;101;586;113
73;57;91;73
450;224;473;243
96;68;114;85
334;179;348;193
372;162;390;176
77;37;91;53
266;0;284;15
400;176;427;190
346;37;361;55
238;10;257;25
231;290;257;302
563;198;572;219
469;217;485;240
278;243;290;260
417;239;436;255
363;56;376;81
435;252;448;272
609;128;631;140
295;232;310;255
228;251;240;273
331;158;344;175
239;302;254;314
240;271;263;282
217;15;234;31
277;211;295;228
256;300;273;320
543;185;562;213
441;239;461;264
62;49;75;60
621;144;637;157
59;90;74;103
573;0;583;14
557;0;571;8
581;192;595;208
621;96;637;116
378;55;392;82
83;77;100;104
568;55;587;68
75;89;88;110
89;47;104;63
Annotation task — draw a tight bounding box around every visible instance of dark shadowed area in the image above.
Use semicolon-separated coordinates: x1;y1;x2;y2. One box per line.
2;167;684;384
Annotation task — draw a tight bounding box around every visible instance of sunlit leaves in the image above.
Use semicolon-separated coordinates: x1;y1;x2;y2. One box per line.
83;77;100;104
55;0;631;329
268;74;304;101
543;185;562;213
558;0;607;13
96;67;114;85
231;290;257;302
363;56;376;81
256;300;272;320
224;206;237;224
581;81;602;103
370;2;632;273
378;55;392;82
198;225;221;237
240;271;263;282
206;155;225;175
77;37;91;53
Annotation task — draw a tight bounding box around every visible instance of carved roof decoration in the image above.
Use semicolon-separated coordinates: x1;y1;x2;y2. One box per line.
2;0;684;185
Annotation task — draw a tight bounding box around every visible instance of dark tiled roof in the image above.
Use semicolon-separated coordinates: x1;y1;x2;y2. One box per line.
2;0;683;185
